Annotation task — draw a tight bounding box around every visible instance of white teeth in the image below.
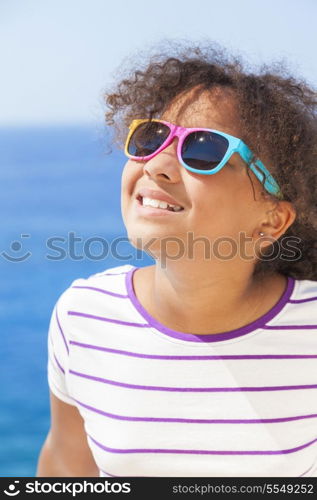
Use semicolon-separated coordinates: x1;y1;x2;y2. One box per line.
142;197;182;211
143;197;168;209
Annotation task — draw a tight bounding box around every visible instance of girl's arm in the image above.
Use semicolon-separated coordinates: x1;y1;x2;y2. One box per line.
36;391;99;477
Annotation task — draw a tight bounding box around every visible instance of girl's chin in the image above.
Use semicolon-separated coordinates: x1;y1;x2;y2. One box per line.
126;228;182;248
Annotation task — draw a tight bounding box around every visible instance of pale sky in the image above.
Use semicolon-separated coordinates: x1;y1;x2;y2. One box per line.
1;0;316;125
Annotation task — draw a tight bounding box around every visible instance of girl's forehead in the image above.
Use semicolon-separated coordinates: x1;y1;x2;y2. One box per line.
161;87;241;136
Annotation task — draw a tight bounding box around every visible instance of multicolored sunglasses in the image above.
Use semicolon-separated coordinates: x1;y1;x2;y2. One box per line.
124;119;284;199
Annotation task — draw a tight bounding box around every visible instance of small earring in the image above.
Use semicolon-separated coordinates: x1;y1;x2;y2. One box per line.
259;232;265;236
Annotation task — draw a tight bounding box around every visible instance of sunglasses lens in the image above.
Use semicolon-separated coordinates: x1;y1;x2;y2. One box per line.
127;121;170;157
181;131;229;170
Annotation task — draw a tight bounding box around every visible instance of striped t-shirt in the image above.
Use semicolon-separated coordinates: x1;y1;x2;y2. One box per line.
47;264;317;478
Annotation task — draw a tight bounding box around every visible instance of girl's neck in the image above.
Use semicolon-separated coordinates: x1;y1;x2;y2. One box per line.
132;262;287;335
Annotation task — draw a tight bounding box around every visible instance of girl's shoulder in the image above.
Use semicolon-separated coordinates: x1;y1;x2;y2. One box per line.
67;263;136;298
280;277;317;328
55;264;136;313
86;264;135;280
291;277;317;302
53;265;139;337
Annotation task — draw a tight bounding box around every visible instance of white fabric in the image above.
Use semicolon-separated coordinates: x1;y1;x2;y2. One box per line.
47;264;317;477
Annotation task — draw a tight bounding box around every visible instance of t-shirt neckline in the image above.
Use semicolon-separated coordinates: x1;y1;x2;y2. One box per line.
125;266;296;343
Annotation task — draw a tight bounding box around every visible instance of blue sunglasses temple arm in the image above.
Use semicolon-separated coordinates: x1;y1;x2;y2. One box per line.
249;160;284;199
237;142;283;199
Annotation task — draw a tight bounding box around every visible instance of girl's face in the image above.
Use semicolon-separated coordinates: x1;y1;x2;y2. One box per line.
121;87;269;259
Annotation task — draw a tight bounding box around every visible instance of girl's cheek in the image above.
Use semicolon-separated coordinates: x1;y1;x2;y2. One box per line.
121;160;141;197
121;161;130;191
121;161;142;224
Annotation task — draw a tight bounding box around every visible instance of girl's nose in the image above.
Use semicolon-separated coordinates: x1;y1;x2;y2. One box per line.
142;139;182;182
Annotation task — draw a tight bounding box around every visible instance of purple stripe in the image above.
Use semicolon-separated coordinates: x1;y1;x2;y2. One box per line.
70;340;208;360
299;464;315;477
126;267;296;343
48;332;55;351
99;468;118;478
69;340;317;361
264;325;317;330
289;297;317;303
69;369;317;392
67;311;149;328
88;434;317;455
49;353;61;377
71;285;128;299
74;397;317;424
55;308;69;354
53;353;65;374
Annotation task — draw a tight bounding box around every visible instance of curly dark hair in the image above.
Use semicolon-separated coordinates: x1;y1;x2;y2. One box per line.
103;41;317;281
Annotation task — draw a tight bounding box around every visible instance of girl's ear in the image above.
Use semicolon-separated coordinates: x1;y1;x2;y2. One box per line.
257;201;297;243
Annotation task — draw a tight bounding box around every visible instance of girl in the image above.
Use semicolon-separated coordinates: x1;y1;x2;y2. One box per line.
37;44;317;477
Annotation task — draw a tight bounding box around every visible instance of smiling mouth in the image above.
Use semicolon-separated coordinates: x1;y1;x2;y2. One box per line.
136;195;184;212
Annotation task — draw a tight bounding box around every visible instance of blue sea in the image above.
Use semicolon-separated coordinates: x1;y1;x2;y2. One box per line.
0;125;153;477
